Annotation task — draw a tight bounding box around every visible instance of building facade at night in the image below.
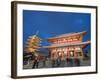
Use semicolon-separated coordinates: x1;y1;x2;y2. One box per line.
43;31;90;61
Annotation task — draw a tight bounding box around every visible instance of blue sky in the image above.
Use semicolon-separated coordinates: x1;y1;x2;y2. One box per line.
23;10;91;49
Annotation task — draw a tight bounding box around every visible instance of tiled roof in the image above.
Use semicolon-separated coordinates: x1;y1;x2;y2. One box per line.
48;31;86;40
42;41;90;48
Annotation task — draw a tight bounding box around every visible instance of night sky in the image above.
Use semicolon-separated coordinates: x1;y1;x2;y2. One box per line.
23;10;91;51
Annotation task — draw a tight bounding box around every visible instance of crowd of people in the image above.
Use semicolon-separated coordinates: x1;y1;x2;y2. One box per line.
31;54;80;68
23;52;81;69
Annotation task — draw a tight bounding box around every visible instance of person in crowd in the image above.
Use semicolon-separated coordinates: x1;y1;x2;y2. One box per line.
74;58;80;66
32;55;39;68
55;52;61;67
60;51;65;67
42;56;46;67
56;56;61;67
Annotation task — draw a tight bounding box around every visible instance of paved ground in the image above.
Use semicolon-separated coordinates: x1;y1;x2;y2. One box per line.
23;58;90;69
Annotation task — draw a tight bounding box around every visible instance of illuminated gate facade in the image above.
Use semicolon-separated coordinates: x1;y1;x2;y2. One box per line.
43;31;90;60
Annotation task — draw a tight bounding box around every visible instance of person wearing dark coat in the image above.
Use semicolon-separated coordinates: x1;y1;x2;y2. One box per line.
32;56;39;68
